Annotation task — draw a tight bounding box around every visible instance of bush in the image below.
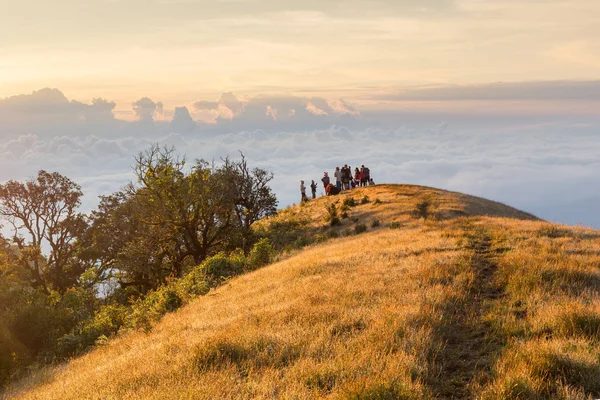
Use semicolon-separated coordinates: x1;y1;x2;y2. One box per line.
354;224;368;235
343;197;357;207
413;197;433;220
373;198;382;205
201;252;245;282
361;195;370;204
127;286;184;332
178;267;210;297
255;217;310;251
325;202;340;226
371;219;381;228
76;304;129;350
389;222;402;229
247;238;274;271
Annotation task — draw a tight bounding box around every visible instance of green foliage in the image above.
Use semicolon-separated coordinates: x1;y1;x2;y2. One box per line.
361;195;370;204
127;286;184;332
201;253;245;283
178;268;211;297
247;238;274;271
255;217;310;251
0;146;279;387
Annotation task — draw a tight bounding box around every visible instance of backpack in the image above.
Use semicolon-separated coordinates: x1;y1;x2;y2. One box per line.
363;167;370;178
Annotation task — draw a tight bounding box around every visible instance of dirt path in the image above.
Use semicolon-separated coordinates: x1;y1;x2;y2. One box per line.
427;225;507;399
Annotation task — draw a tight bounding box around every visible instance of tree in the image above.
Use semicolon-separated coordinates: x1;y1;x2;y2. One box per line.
86;191;177;294
0;171;87;293
129;145;238;275
225;153;278;251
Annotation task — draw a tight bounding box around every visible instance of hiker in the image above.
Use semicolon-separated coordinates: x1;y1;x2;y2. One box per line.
360;165;370;187
300;180;307;202
334;167;342;191
342;164;351;190
321;172;330;190
310;180;317;199
326;183;341;196
354;167;362;188
369;178;375;185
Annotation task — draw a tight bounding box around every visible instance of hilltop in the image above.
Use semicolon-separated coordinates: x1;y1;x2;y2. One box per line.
4;185;600;399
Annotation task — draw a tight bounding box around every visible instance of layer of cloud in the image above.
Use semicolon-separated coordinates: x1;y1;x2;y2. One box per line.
2;87;600;228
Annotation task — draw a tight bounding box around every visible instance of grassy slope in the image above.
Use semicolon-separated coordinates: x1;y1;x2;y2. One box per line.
5;185;600;400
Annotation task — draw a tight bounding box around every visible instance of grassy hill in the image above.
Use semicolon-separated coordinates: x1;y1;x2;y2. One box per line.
4;185;600;399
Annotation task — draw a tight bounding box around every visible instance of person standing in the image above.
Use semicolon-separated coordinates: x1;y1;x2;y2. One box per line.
321;172;330;190
360;165;369;187
342;164;350;190
300;180;307;202
334;167;342;191
310;180;317;199
354;167;361;188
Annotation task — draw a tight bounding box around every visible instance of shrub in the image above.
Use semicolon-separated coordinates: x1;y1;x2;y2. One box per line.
201;252;245;282
178;267;210;297
247;238;274;271
325;202;340;226
361;195;370;204
341;212;349;219
413;197;433;220
371;219;381;228
373;198;382;205
255;217;310;251
343;197;357;207
328;230;339;239
389;222;402;229
80;304;128;346
354;224;367;235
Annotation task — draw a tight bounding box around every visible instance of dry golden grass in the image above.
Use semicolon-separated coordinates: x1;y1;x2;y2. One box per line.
4;185;600;400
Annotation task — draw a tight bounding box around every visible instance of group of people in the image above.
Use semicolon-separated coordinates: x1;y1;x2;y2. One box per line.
300;164;374;201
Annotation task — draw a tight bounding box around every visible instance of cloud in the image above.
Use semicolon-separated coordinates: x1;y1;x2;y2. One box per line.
306;101;328;116
170;106;197;134
132;97;164;121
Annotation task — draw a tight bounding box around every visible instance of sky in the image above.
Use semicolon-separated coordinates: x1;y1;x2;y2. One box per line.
1;0;600;227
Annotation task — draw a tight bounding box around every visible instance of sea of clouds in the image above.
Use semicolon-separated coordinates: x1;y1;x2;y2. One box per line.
1;86;599;228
